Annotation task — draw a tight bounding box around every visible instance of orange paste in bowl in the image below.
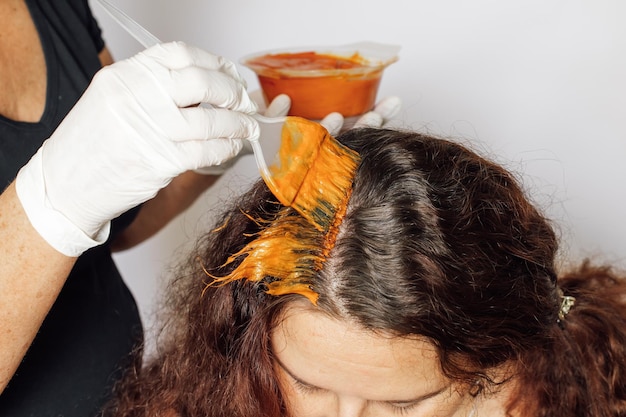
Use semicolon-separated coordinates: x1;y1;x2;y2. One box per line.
245;52;383;119
247;51;367;71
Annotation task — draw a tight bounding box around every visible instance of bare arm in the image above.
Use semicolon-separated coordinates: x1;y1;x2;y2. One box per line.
0;41;111;394
0;48;110;394
0;42;253;392
110;171;219;251
0;182;76;393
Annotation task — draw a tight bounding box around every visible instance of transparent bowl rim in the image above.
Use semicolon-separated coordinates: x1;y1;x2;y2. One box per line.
240;41;400;78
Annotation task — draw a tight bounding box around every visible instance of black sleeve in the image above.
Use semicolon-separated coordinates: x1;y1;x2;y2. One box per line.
65;0;106;53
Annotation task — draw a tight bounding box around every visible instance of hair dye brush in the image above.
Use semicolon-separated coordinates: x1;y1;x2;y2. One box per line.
97;0;361;232
250;115;360;231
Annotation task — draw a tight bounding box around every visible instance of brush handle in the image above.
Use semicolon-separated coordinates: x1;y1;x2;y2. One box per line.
248;114;287;185
96;0;283;181
96;0;161;48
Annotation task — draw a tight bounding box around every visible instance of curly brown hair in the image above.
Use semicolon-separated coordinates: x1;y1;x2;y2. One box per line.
106;128;626;417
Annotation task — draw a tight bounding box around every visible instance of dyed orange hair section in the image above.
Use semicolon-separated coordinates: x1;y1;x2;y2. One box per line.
204;120;360;304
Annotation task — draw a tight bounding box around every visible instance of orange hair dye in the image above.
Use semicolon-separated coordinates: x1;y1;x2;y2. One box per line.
207;208;322;304
204;119;360;305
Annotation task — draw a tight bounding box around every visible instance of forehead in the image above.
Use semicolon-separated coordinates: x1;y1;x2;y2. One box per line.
271;302;449;402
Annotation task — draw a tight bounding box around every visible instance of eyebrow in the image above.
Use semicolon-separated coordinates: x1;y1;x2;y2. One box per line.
274;357;450;404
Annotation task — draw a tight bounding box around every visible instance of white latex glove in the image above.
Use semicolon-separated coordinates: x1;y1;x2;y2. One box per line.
195;93;291;175
16;42;259;257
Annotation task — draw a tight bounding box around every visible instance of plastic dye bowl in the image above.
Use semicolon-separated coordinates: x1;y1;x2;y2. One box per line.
241;42;400;120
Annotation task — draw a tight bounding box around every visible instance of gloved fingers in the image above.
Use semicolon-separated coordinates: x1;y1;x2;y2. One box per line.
141;42;247;86
352;96;402;129
353;111;383;129
372;96;402;123
193;161;235;176
169;66;256;112
175;137;244;170
176;106;259;142
264;94;291;118
320;112;344;136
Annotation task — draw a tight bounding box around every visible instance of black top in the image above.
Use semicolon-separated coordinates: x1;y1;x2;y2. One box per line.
0;1;143;416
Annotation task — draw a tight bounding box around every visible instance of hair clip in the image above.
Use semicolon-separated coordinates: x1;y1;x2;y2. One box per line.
558;294;576;321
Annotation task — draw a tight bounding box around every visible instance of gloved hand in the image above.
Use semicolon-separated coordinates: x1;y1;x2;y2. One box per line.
194;93;291;175
319;96;402;135
16;42;259;257
247;90;402;135
197;95;402;174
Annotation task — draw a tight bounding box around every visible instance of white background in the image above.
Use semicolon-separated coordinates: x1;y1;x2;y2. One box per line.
89;0;626;345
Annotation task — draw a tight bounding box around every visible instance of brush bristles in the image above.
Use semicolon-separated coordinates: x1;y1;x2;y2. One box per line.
291;135;360;232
